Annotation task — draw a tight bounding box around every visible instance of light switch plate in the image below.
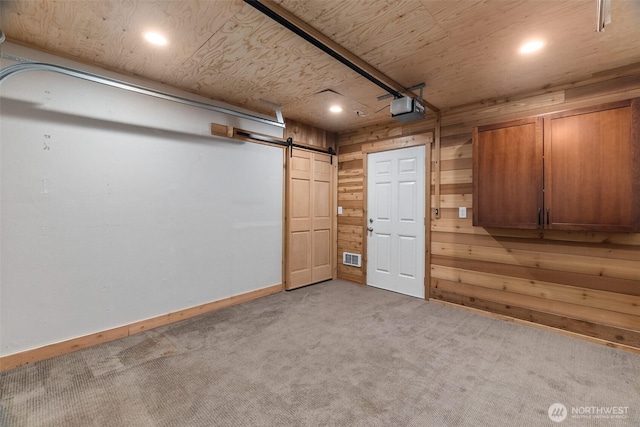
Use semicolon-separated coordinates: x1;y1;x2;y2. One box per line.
459;207;467;218
338;206;343;215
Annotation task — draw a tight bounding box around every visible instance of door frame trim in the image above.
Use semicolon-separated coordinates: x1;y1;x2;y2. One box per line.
362;133;433;299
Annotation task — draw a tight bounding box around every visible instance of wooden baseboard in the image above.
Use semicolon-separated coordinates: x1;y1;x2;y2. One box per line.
430;299;640;355
0;283;283;372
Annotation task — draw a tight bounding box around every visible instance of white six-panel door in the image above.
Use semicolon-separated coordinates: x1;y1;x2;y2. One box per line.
366;146;425;298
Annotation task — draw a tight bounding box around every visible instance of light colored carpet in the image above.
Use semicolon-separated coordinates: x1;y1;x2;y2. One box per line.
1;280;639;426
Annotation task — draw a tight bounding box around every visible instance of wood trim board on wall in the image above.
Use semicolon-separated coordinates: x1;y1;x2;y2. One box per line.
0;284;283;372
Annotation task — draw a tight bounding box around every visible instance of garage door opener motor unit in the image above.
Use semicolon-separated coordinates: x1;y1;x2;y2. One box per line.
390;97;426;122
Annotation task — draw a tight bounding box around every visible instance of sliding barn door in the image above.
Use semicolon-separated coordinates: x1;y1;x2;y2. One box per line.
287;149;334;290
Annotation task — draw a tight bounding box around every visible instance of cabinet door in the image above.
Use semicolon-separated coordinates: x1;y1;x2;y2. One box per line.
473;118;543;229
544;99;640;232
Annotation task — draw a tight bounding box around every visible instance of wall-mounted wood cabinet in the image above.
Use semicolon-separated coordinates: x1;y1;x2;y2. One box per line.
473;98;640;232
473;117;543;229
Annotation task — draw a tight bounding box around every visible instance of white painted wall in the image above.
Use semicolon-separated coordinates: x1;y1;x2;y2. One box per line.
0;44;284;356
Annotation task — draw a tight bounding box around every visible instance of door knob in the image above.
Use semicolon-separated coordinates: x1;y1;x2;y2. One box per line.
367;227;374;232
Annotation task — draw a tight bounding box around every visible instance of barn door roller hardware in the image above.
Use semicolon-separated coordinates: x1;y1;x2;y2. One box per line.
214;125;335;161
285;135;335;163
244;0;439;113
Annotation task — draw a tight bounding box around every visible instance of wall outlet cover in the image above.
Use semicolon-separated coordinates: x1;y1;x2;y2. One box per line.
459;206;467;218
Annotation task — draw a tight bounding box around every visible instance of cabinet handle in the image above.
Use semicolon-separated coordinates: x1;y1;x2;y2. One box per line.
546;208;550;225
538;208;542;226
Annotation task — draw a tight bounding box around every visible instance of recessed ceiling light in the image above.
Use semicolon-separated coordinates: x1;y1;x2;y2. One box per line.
519;40;544;54
144;32;167;46
329;105;343;113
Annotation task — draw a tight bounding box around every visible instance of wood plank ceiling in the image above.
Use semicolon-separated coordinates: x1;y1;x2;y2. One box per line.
2;0;640;132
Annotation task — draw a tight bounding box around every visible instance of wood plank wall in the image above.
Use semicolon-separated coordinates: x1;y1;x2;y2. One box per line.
285;119;337;150
336;74;640;350
336;140;366;284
